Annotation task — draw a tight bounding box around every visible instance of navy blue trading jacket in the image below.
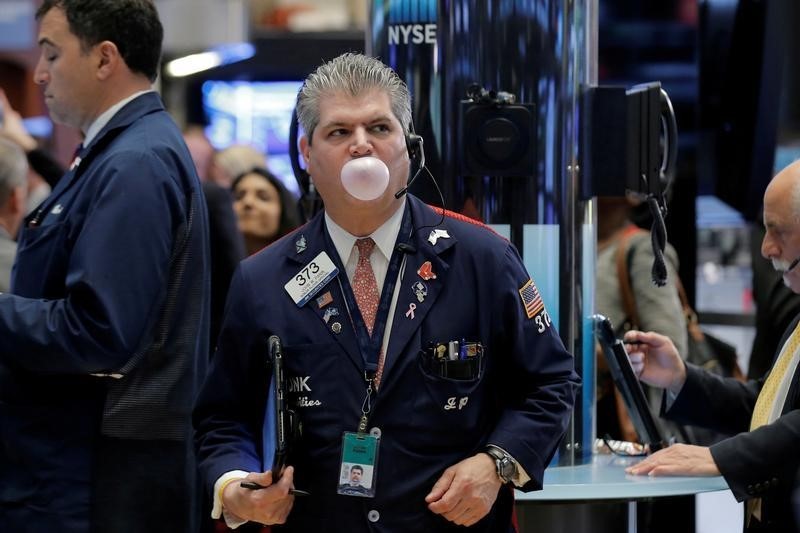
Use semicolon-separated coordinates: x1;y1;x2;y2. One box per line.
0;92;210;532
195;195;578;532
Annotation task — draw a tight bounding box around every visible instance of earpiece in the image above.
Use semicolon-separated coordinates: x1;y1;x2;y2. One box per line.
396;129;426;199
289;107;321;220
405;133;423;167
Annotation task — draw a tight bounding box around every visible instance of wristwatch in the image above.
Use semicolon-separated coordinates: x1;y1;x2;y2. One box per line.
485;445;518;485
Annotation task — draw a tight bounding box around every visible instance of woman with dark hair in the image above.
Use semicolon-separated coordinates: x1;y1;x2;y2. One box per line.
232;167;301;256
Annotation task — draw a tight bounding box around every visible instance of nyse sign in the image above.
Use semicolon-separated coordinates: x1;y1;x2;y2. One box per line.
383;0;437;46
388;23;437;45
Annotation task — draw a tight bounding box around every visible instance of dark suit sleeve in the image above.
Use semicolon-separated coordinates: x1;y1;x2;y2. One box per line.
194;265;268;493
710;410;800;502
667;321;800;504
202;182;245;352
0;150;182;373
665;363;761;434
487;243;580;492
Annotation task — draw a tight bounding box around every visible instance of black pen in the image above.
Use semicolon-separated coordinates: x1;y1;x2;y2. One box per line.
240;481;310;496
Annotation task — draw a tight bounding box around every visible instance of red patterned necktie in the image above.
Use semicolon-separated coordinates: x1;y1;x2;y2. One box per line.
353;238;385;387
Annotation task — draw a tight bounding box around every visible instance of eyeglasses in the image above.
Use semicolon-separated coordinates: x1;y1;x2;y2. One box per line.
601;434;648;457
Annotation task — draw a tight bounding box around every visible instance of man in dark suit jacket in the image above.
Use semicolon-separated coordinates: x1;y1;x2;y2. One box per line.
182;126;247;355
0;1;210;532
624;160;800;532
194;53;579;532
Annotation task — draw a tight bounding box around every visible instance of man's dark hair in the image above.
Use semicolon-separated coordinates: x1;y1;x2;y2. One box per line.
37;0;163;82
351;464;363;474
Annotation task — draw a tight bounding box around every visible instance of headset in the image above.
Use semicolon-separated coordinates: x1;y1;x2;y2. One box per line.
395;124;426;199
290;103;428;215
289;105;445;257
289;107;318;221
405;131;424;169
395;125;427;255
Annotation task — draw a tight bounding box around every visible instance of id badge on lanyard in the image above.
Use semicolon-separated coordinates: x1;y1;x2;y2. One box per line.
337;431;379;498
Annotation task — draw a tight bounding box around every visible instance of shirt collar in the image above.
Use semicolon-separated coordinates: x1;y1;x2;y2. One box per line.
82;90;153;147
324;199;407;265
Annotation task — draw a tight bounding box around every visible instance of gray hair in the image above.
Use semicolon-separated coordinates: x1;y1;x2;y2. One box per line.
0;138;28;204
296;53;412;143
214;144;267;182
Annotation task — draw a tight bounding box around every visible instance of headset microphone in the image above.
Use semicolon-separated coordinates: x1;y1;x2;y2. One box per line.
394;171;422;199
395;134;425;199
787;256;800;273
395;242;417;254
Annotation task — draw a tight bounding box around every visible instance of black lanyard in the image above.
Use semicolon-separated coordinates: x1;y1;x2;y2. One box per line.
324;204;413;378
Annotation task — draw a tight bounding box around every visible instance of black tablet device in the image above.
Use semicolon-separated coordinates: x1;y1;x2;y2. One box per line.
240;335;311;495
594;314;665;452
269;334;291;477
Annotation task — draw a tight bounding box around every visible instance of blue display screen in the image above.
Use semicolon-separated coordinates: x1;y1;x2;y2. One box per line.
202;80;303;194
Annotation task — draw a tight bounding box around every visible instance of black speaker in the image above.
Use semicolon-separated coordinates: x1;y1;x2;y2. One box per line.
581;82;677;200
459;101;536;178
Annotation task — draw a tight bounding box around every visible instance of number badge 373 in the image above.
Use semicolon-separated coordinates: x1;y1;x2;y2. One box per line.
284;251;340;307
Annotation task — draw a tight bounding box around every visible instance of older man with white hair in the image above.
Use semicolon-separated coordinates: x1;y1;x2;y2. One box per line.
624;159;800;533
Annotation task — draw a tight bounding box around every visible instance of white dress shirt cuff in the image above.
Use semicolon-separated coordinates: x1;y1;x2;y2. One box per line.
213;470;250;529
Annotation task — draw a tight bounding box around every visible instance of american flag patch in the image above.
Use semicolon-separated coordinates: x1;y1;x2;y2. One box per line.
316;291;333;309
518;279;544;319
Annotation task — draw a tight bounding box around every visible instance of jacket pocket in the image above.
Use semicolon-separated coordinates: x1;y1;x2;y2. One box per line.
411;348;489;444
13;221;71;297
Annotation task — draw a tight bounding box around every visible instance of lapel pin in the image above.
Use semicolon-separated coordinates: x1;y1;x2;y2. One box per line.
316;291;333;309
331;321;343;334
427;229;450;246
405;302;417;320
417;261;437;281
323;307;340;324
295;235;307;254
412;281;428;303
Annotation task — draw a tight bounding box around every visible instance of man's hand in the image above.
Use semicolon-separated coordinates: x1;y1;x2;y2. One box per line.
625;444;720;477
221;467;296;525
623;330;687;394
0;89;37;152
425;453;502;527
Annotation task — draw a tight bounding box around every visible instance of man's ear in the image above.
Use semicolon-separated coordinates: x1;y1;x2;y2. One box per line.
95;41;120;80
299;135;311;165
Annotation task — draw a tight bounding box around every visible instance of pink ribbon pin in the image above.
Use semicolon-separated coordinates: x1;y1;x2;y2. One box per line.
405;303;417;319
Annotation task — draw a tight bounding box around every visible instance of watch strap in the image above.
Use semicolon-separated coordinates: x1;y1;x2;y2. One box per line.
485;445;517;484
